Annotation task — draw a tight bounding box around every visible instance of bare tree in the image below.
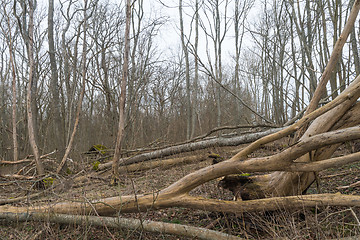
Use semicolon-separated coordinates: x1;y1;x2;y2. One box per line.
58;0;81;152
233;0;253;123
48;0;64;155
57;0;92;173
87;3;122;146
179;0;192;140
0;1;19;161
111;0;131;183
190;0;199;139
14;0;44;174
200;0;231;128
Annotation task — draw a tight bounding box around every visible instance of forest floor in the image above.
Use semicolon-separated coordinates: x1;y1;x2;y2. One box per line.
1;138;360;239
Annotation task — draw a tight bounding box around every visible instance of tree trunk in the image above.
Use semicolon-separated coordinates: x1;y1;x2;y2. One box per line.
98;127;283;170
190;0;199;139
56;0;89;174
350;27;360;76
221;79;360;200
0;212;241;240
111;0;131;183
1;7;19;161
179;0;192;140
48;0;64;154
26;0;44;175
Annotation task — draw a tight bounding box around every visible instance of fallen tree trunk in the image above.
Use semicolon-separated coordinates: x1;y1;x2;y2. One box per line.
1;192;360;216
188;124;279;142
221;101;360;200
261;84;360;197
98;127;284;170
0;212;241;240
99;85;355;174
114;154;210;173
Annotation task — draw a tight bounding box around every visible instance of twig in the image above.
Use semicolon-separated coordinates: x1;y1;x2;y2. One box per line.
0;150;58;165
205;217;221;229
0;159;33;165
0;174;36;180
349;207;360;227
29;229;44;240
0;181;57;205
321;172;350;178
336;181;360;190
0;192;43;205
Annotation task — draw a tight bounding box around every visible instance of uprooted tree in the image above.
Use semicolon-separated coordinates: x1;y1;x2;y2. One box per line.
2;0;360;233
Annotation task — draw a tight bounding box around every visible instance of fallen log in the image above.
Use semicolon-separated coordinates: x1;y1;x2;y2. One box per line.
114;154;210;173
98;127;284;170
1;193;360;216
0;212;241;240
187;124;279;142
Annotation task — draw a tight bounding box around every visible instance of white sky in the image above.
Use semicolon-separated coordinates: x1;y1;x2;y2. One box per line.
35;0;258;66
144;0;254;65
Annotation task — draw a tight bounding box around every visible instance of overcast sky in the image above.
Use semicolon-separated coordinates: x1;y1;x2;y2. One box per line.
35;0;259;66
144;0;257;65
